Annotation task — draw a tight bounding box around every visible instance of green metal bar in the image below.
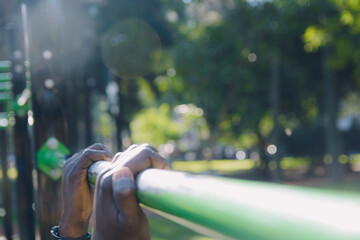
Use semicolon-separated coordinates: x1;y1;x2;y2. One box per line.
0;73;12;82
0;61;11;72
88;162;360;240
0;82;12;92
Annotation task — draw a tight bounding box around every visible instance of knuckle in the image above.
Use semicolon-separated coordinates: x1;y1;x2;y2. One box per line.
92;142;104;149
141;143;152;148
139;147;153;156
128;144;138;150
112;152;122;162
82;149;91;157
82;149;99;160
142;143;157;152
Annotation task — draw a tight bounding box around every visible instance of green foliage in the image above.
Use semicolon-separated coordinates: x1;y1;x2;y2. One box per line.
303;0;360;86
173;4;272;138
77;0;360;165
137;77;156;107
259;114;274;137
237;133;259;149
101;19;162;79
130;104;185;147
339;92;360;117
303;26;330;52
171;160;255;174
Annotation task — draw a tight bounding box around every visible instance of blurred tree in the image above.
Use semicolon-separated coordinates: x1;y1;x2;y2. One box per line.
130;104;185;147
302;0;360;179
167;0;325;177
94;0;184;150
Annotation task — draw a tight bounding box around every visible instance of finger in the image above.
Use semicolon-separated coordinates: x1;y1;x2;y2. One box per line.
150;152;172;170
88;143;113;158
79;149;112;169
121;147;151;175
115;143;155;163
93;171;117;227
111;144;139;167
121;144;139;156
112;167;139;224
111;144;171;177
140;143;158;153
111;152;124;163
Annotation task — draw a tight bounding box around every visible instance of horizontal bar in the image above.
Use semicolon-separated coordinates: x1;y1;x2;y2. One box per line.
0;61;11;72
88;161;360;240
0;73;12;82
0;82;12;91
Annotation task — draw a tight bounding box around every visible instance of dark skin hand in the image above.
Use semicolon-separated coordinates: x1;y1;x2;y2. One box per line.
59;143;113;238
59;143;170;239
92;144;171;240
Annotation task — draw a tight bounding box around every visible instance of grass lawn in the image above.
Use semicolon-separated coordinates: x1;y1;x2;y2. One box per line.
315;181;360;192
171;157;313;174
171;159;255;174
149;216;214;240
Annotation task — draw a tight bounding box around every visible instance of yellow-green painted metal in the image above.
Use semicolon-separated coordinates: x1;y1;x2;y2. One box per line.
88;162;360;240
0;82;12;92
0;61;11;72
0;73;12;82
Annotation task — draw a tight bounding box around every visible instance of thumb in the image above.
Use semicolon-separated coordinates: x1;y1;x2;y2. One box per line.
112;167;139;223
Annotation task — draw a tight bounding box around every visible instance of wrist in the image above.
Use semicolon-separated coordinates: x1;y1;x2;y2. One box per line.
59;215;89;238
51;226;91;240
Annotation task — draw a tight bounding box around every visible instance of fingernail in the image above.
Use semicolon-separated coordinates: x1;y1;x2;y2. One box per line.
113;168;135;192
113;167;133;181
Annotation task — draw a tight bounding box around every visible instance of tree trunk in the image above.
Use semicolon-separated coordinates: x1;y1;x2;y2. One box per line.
270;54;281;182
257;133;271;180
323;47;341;181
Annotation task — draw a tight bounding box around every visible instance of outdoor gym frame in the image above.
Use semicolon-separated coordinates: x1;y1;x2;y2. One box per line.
88;161;360;240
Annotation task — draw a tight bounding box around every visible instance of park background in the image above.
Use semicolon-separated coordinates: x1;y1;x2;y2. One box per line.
1;0;360;239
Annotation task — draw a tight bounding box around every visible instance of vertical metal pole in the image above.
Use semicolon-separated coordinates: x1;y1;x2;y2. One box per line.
323;47;340;181
25;1;66;238
9;3;36;240
0;110;12;240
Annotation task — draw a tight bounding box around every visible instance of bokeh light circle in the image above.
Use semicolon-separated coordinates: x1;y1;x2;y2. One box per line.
101;19;162;79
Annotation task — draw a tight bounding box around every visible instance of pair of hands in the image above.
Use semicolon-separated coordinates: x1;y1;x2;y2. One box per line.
58;143;170;239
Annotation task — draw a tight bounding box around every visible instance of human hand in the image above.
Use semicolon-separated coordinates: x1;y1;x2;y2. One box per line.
92;144;171;240
59;143;113;238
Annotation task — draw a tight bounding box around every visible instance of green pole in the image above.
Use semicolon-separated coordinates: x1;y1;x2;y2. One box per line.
88;162;360;240
0;73;12;82
0;61;11;72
